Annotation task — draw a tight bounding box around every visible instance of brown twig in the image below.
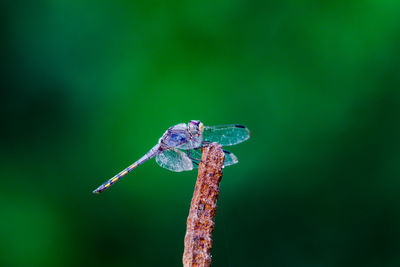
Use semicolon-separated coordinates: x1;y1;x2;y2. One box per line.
183;142;225;267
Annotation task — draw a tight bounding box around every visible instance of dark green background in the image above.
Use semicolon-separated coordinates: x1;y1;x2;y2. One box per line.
1;1;400;266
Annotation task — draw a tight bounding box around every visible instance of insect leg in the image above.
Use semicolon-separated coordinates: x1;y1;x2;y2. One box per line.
186;141;202;162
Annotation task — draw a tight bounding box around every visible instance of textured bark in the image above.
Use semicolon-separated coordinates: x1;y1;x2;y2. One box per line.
183;143;225;267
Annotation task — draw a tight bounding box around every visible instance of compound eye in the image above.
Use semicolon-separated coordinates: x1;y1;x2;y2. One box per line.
190;120;200;126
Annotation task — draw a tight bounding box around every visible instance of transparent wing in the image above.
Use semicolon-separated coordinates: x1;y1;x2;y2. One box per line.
203;124;250;146
222;150;239;167
183;149;238;168
155;148;193;172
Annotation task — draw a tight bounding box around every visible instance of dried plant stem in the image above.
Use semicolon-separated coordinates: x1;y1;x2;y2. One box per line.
183;143;225;267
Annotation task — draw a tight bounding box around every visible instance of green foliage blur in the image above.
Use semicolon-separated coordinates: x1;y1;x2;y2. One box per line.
1;1;400;266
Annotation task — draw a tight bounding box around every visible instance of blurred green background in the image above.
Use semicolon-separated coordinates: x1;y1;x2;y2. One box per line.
1;0;400;266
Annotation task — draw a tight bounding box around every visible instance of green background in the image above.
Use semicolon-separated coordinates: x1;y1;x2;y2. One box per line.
1;1;400;266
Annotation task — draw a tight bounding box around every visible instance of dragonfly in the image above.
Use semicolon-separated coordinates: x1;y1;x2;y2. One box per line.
93;120;250;194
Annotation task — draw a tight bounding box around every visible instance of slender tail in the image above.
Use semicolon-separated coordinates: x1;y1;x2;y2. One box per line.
93;144;160;194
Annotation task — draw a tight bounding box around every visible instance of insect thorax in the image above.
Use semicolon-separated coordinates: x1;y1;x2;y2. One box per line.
160;127;189;148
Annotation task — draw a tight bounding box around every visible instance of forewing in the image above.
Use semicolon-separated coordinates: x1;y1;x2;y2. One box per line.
156;148;193;172
203;124;250;146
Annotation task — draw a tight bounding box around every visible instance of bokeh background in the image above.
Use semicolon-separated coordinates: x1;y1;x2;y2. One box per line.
1;1;400;266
